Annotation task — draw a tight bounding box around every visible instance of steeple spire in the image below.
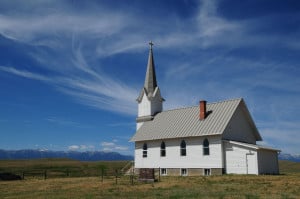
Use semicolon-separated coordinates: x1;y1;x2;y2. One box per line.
136;42;164;130
144;41;157;95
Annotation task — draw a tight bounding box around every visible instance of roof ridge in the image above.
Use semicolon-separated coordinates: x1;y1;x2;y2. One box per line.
161;98;243;113
207;98;243;105
162;105;196;113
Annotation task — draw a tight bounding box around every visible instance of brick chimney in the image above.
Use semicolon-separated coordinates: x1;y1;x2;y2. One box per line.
199;100;207;120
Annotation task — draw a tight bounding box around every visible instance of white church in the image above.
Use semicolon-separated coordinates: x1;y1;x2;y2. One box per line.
130;43;280;176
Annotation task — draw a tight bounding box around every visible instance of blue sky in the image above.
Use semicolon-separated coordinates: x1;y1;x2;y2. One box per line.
0;0;299;155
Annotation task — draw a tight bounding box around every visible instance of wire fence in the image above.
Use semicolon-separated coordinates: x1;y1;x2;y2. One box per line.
0;161;140;185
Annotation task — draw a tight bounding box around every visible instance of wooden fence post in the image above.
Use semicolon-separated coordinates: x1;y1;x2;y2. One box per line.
159;167;161;182
130;172;133;186
44;170;47;180
115;169;118;184
101;167;104;183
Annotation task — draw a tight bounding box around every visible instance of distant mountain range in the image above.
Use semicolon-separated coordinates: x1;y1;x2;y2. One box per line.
0;149;299;162
278;153;300;162
0;149;133;161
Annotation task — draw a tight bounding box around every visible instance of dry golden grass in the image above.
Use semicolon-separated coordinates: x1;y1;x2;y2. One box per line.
1;174;300;199
1;160;299;198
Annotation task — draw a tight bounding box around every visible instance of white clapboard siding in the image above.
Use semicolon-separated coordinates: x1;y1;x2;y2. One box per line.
224;141;258;174
137;88;163;130
135;135;223;169
223;104;257;144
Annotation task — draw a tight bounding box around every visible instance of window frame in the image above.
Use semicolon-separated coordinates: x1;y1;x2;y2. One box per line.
142;143;148;158
180;140;186;156
203;138;210;156
160;141;166;157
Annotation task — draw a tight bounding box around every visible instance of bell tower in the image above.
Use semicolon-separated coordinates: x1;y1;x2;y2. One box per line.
136;42;164;130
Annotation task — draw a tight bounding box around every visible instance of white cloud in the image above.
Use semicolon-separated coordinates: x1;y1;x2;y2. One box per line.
0;46;138;115
114;146;128;151
68;144;95;151
46;117;78;126
100;140;129;152
0;6;127;44
101;142;115;147
0;66;52;82
68;145;79;151
197;0;240;40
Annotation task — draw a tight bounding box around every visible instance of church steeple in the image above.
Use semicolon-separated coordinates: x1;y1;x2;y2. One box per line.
136;42;164;130
144;41;157;95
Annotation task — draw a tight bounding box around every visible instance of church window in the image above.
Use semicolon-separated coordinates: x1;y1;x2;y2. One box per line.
203;138;210;155
160;141;166;157
180;140;186;156
143;143;147;158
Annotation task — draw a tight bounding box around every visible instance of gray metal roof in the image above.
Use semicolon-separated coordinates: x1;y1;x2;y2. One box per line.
131;98;245;142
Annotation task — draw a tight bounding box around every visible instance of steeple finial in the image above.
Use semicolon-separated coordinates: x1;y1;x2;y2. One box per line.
149;41;154;50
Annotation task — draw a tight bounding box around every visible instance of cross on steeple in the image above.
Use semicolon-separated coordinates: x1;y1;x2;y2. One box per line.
149;41;154;50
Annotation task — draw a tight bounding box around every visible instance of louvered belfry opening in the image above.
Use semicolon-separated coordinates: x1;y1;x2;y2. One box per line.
200;100;207;120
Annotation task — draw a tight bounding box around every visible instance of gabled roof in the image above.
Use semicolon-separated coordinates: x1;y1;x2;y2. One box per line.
131;98;261;142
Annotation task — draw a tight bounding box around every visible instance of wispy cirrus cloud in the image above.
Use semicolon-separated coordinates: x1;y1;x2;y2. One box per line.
0;1;140;115
0;43;138;115
0;0;299;155
0;66;52;82
0;3;127;43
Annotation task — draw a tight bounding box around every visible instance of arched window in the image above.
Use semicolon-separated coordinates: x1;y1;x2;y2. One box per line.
143;143;147;158
180;140;186;156
160;141;166;157
203;138;209;155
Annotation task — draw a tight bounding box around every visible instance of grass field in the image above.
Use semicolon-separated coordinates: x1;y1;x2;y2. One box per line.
0;159;300;199
0;159;129;177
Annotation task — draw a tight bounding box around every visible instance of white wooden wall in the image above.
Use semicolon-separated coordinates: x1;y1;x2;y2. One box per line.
137;88;163;130
138;88;162;117
224;141;258;174
134;136;223;169
138;92;150;117
223;105;257;144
